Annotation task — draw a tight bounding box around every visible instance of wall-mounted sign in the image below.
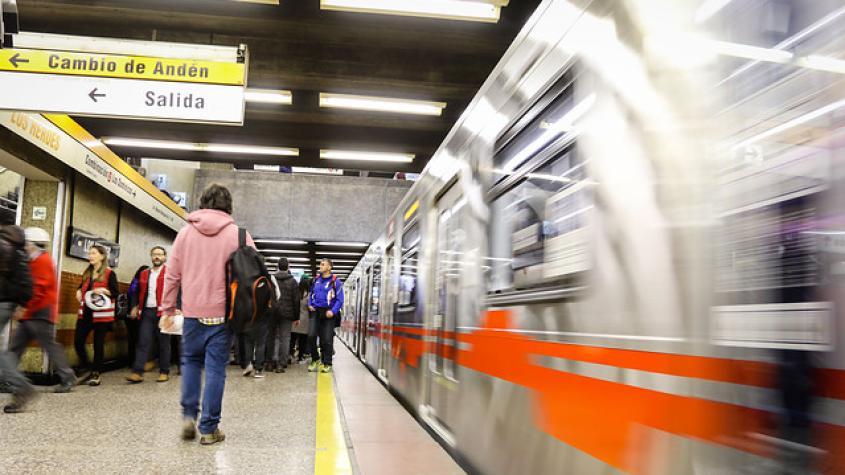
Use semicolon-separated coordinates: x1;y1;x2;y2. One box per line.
67;227;120;268
0;71;245;125
31;206;47;221
0;112;185;231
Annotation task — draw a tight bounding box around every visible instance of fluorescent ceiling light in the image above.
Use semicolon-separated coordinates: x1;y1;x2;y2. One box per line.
258;249;309;254
321;150;414;163
13;32;241;62
245;88;293;105
320;0;500;23
320;93;445;116
694;0;734;23
316;241;369;247
254;239;308;245
101;138;298;157
319;252;362;256
292;167;344;175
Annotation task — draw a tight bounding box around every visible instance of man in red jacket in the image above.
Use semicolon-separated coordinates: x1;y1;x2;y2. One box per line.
6;227;75;409
126;246;171;383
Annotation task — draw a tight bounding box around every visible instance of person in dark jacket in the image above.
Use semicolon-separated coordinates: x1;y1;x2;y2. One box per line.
74;244;119;387
291;276;312;363
125;265;149;368
126;246;171;383
7;227;75;405
0;224;34;413
266;258;299;373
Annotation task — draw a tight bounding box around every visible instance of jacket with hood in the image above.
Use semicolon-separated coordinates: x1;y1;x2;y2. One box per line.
271;270;300;321
23;250;57;323
161;209;255;319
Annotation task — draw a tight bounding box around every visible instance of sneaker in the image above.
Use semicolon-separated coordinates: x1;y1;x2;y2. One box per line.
274;366;285;373
242;363;254;377
308;361;319;372
126;373;144;384
54;381;74;393
76;370;93;384
143;361;157;372
182;418;197;441
4;387;38;413
157;373;170;383
200;428;226;446
320;365;332;374
88;372;101;386
253;370;265;379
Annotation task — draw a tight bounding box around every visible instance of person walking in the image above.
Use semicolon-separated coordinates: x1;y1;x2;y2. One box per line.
124;265;148;368
6;228;75;408
291;276;311;364
0;224;34;413
308;259;344;373
74;244;118;387
126;246;171;384
266;258;299;374
160;183;255;445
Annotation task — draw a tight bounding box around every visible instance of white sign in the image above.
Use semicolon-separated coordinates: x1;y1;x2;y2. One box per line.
0;112;185;231
0;72;245;125
32;206;47;221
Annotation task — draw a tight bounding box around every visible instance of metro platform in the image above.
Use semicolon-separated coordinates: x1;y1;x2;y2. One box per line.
0;343;463;475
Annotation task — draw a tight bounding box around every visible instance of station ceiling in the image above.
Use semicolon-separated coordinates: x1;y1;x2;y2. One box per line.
16;0;541;174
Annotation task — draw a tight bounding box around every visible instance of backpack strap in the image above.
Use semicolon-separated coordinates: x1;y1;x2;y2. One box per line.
238;227;246;248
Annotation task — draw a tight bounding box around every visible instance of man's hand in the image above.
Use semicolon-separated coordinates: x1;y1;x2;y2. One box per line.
129;306;139;319
294;320;300;327
308;306;315;312
326;310;334;318
12;307;24;321
159;314;176;333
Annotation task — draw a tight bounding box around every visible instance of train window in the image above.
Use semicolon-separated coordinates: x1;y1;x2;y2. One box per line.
369;260;382;322
396;223;420;324
488;73;592;294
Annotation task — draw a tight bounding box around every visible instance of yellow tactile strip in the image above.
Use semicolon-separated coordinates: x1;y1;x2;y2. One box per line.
315;372;353;475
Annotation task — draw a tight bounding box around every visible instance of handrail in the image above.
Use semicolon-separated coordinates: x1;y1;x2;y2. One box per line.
485;286;586;306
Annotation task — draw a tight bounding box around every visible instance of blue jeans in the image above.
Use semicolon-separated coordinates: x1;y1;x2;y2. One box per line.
181;318;232;434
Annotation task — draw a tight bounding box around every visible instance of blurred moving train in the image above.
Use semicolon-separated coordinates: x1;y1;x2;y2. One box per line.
337;1;845;473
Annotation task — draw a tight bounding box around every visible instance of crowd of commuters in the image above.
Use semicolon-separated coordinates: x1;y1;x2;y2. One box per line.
0;183;344;445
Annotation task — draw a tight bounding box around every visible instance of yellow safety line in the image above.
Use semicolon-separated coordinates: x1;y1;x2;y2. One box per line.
315;372;353;475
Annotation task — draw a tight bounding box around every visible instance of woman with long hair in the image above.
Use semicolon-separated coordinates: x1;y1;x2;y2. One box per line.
74;245;118;386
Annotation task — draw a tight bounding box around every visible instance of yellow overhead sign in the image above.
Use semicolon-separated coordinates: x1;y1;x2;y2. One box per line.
0;48;245;86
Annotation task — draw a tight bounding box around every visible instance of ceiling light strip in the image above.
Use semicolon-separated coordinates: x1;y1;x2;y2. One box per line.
321;149;414;163
102;138;298;157
320;0;500;23
319;93;445;116
245;88;293;105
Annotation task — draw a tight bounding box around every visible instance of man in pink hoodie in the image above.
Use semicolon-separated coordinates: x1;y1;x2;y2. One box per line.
160;183;255;445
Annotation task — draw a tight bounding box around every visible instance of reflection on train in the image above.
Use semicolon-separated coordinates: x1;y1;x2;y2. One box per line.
340;1;845;474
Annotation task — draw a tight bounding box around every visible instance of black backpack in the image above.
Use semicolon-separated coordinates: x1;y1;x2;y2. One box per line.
0;225;32;305
225;228;275;333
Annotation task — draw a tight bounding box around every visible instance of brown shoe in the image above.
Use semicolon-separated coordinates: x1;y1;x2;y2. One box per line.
157;373;170;383
126;373;143;384
143;360;157;372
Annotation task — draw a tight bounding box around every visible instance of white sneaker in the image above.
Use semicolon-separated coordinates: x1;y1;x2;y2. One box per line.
254;370;265;379
242;363;254;377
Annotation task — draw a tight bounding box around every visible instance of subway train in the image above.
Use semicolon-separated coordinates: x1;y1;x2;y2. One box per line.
337;1;845;474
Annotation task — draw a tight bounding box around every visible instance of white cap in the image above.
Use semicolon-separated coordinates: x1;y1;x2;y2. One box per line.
24;227;50;244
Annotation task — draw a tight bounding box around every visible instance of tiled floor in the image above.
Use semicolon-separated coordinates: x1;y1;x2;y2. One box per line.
332;345;465;475
0;343;464;474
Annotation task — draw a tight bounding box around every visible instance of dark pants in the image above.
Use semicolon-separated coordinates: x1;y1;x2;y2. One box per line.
9;318;75;385
291;333;308;359
0;302;32;395
74;318;111;373
239;317;269;369
309;309;335;366
181;319;231;434
132;308;171;374
125;317;141;366
266;319;292;367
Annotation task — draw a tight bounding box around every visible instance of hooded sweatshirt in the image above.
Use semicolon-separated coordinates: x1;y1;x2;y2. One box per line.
161;209;255;318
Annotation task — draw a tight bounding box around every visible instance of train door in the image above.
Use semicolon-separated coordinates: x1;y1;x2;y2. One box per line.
366;259;382;369
358;267;373;359
424;184;465;437
379;245;396;382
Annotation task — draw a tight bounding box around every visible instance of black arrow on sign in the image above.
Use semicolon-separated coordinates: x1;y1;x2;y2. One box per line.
88;88;106;102
9;53;29;68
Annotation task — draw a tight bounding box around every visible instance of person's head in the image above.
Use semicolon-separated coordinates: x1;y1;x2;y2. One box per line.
150;246;167;267
299;276;311;297
319;258;333;276
23;227;50;254
199;183;233;215
83;244;110;282
278;257;289;272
